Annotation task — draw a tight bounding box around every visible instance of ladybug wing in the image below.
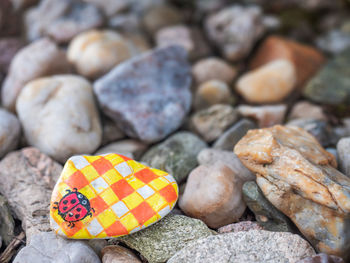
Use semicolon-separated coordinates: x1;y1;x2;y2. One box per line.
58;193;79;214
64;204;88;222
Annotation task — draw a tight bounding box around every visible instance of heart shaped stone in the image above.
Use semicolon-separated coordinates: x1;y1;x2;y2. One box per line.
50;154;178;239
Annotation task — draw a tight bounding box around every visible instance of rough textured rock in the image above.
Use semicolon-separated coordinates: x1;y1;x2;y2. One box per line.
289;101;326;121
168;230;315;263
337;137;350;177
213;119;257;151
303;47;350;106
94;46;192;143
234;125;350;259
0;38;24;74
117;215;213;263
217;221;262;234
179;162;246;228
250;35;325;87
16;75;102;163
243;181;295;232
0;108;21;159
192;57;237;85
296;253;345;263
0;195;15;245
197;148;255;182
190;104;238;142
237;104;287;128
25;0;104;43
1;38;72;112
95;140;147;160
141;132;207;183
205;5;277;61
236;59;296;103
13;232;101;263
0;148;62;240
102;246;141;263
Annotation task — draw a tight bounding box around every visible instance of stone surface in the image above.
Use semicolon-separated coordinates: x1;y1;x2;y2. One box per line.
317;29;350;55
95;140;148;160
13;232;101;263
101;117;125;145
141;132;207;183
0;108;21;159
168;230;315;263
0;38;24;74
16;75;102;163
1;38;72;112
94;45;192;143
297;253;345;263
25;0;104;43
192;57;237;85
213;119;257;151
50;154;178;238
190;104;238;142
0;0;21;37
197;148;255;182
237;104;287;128
250;35;325;87
236;59;297;103
217;221;262;234
303;47;350;106
68;30;149;79
234;125;350;259
179;162;246;228
117;214;213;263
102;246;141;263
0;148;62;240
243;181;295;232
194;80;235;110
156;25;210;60
337;137;350;177
11;0;39;10
205;5;277;61
0;195;15;245
289;101;326;121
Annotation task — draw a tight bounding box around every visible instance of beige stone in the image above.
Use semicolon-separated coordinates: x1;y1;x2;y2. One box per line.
236;59;296;103
102;246;141;263
289;101;326;120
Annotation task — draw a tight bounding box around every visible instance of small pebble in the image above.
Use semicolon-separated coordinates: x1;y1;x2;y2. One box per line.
0;108;21;159
102;246;141;263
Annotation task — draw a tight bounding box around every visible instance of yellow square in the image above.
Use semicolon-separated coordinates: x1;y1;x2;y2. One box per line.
96;231;108;239
81;165;100;182
120;213;139;231
149;177;169;191
79;185;97;200
51;211;65;224
146;193;167;212
143;215;158;227
102;169;122;185
57;182;70;196
84;155;101;163
150;168;167;176
99;188;119;206
72;228;91;239
127;160;145;173
62;161;78;179
106;154;125;166
126;177;145;190
122;192;143;210
97;209;118;228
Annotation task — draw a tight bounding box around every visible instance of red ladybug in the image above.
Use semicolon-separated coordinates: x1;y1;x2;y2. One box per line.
53;188;94;228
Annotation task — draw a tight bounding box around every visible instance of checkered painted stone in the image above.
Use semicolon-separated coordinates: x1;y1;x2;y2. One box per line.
50;154;178;239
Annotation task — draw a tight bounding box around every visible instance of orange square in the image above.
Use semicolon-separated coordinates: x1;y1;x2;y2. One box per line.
159;185;178;203
91;157;113;175
105;221;128;236
65;171;89;190
134;168;158;184
60;220;83;237
131;202;156;225
89;196;108;216
111;180;134;200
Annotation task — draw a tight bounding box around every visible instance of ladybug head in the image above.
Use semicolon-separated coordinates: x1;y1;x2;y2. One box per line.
76;192;90;208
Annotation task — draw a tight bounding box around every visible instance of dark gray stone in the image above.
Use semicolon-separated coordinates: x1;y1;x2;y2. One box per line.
0;195;15;245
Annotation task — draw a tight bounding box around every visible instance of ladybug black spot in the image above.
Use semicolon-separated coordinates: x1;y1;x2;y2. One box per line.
77;207;81;212
63;206;68;210
63;200;68;204
71;199;76;204
75;214;80;219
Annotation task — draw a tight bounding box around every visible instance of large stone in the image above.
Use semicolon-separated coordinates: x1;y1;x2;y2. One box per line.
217;221;262;234
0;38;24;74
303;47;350;106
94;46;192;143
297;253;345;263
243;181;295;232
234;125;350;259
13;232;101;263
141;132;207;183
168;230;315;263
95;140;147;160
197;148;255;182
289;101;326;121
1;38;72;112
16;75;102;163
117;214;213;263
0;108;21;159
179;162;246;228
101;246;141;263
25;0;104;43
0;195;15;245
0;148;62;240
337;137;350;177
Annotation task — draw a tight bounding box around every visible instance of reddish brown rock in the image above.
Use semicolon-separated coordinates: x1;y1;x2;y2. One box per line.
250;36;325;87
102;245;141;263
218;221;262;234
296;253;345;263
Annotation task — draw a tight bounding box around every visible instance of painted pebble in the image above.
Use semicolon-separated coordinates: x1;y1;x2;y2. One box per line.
50;154;178;239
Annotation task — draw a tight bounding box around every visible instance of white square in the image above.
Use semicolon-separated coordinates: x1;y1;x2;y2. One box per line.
90;177;109;193
115;162;133;177
111;201;129;218
157;205;171;218
137;185;155;199
70;156;90;169
130;226;141;233
164;175;176;183
86;218;104;236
